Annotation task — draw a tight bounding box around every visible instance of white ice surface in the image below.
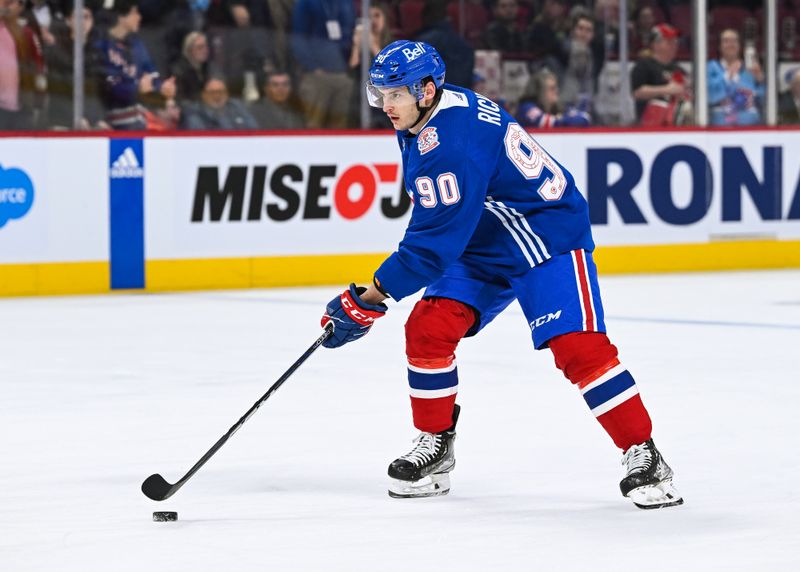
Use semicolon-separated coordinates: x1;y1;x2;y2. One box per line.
1;271;799;571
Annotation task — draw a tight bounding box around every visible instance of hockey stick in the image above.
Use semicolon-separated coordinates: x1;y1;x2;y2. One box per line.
141;323;333;501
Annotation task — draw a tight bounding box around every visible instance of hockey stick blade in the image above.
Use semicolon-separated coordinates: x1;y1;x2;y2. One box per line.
141;323;333;501
141;473;176;501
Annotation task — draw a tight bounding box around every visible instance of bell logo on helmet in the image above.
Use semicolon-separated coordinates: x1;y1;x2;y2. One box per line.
402;43;426;62
369;41;446;94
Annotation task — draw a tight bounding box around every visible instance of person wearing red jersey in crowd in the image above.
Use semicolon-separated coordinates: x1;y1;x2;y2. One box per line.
630;23;692;126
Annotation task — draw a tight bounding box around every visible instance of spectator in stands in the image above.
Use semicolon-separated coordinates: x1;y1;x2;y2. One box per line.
0;0;22;129
629;5;656;58
263;0;294;73
291;0;354;128
484;0;524;53
45;2;104;129
778;68;800;125
525;0;567;73
248;70;304;129
348;1;392;128
515;0;535;23
560;7;595;110
92;1;117;35
779;68;800;124
172;31;212;103
0;0;45;130
349;1;392;70
16;0;49;126
29;0;57;47
207;0;272;30
182;74;258;129
92;0;176;130
707;28;763;126
160;0;209;71
515;69;591;128
129;0;175;74
208;0;275;103
590;0;620;84
414;0;474;88
630;23;690;125
17;0;50;59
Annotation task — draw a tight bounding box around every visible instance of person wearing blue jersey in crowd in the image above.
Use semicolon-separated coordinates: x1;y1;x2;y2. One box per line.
291;0;355;128
707;29;763;126
516;69;591;128
320;40;683;510
92;0;176;129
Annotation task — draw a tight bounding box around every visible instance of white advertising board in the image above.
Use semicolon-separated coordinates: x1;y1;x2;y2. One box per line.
531;130;800;245
144;135;411;259
0;138;108;264
145;130;800;259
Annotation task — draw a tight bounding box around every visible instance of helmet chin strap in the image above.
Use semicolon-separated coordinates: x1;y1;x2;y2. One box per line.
409;89;442;132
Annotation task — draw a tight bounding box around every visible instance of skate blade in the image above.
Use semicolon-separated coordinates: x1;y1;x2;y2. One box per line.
388;473;451;499
627;481;684;510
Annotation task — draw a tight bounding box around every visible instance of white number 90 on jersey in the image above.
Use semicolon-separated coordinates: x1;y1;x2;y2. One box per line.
414;173;461;208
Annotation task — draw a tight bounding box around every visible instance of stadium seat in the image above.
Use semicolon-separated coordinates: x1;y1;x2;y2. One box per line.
636;0;667;25
710;6;751;37
447;1;490;47
398;0;426;38
668;4;693;60
754;6;800;58
516;2;531;29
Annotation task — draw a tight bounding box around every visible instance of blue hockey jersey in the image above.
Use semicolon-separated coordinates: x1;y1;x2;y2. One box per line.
374;85;594;302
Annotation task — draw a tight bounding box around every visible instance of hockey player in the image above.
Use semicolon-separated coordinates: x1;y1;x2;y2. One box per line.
320;40;683;509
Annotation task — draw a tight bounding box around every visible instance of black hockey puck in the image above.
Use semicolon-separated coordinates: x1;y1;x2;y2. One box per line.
152;511;178;522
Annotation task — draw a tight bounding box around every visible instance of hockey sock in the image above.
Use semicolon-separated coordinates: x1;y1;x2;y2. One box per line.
406;297;475;433
549;332;652;451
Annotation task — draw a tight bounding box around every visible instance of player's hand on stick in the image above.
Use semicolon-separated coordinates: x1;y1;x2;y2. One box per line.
321;283;387;348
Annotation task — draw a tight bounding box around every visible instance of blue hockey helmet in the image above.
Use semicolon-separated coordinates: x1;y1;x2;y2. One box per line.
366;40;446;107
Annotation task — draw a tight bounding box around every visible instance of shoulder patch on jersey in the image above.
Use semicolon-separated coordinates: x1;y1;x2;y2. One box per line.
438;89;470;110
417;127;440;155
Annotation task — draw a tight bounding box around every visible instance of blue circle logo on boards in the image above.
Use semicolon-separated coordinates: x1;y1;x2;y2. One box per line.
0;164;34;229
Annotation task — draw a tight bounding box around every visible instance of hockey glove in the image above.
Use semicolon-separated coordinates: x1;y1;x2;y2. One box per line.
321;283;387;349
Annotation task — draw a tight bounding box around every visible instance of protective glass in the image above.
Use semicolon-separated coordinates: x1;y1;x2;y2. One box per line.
365;83;418;108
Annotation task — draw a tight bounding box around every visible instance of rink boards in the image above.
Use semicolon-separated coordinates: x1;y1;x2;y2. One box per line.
1;129;799;296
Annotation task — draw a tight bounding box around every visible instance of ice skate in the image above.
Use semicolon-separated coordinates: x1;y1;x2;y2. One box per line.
620;439;684;509
388;404;460;498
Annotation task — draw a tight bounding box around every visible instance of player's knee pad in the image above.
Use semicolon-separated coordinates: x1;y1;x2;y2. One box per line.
549;332;620;387
405;297;476;359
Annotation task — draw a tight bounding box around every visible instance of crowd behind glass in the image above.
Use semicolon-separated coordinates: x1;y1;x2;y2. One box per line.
0;0;798;132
